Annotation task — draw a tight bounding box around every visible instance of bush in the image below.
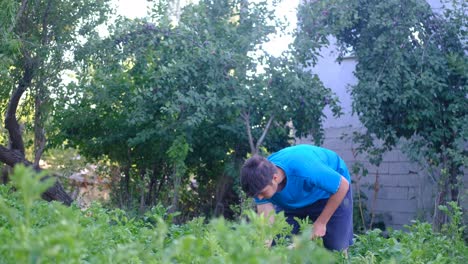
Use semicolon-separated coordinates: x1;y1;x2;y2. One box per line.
350;203;467;263
1;165;466;263
0;165;334;263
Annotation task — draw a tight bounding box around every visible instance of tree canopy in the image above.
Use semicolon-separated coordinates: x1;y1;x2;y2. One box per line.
50;0;340;215
0;0;111;203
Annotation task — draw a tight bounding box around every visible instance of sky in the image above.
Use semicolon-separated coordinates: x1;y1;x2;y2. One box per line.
114;0;299;57
116;0;149;18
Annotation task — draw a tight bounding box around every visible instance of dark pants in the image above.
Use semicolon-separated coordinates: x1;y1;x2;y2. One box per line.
277;188;354;251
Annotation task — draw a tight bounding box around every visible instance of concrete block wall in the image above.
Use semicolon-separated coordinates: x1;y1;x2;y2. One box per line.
298;127;468;230
297;127;438;230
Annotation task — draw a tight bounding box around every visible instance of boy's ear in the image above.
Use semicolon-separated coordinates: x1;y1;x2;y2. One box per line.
272;172;280;183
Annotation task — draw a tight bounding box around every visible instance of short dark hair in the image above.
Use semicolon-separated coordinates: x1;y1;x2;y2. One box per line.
240;155;277;197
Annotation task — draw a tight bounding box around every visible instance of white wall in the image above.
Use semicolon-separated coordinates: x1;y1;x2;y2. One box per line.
310;37;360;129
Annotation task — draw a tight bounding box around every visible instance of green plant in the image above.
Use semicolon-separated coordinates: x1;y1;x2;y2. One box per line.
0;164;337;263
349;202;468;263
2;164;465;263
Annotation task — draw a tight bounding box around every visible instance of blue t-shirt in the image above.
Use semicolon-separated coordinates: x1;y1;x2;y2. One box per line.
255;144;351;209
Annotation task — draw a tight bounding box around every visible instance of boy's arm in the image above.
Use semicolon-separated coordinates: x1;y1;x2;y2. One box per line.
313;176;349;238
257;202;275;224
257;202;275;247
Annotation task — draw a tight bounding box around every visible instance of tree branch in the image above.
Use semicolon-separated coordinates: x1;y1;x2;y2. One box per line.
255;115;274;153
33;0;53;168
7;0;29;33
0;144;73;205
0;145;32;167
5;57;36;154
41;0;53;45
241;111;256;154
33;121;46;167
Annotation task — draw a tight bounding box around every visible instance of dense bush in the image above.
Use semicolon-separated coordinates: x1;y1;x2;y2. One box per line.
0;166;334;263
351;216;467;263
0;166;466;263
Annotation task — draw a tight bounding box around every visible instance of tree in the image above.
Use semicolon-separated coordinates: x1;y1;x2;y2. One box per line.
0;0;111;204
295;0;467;228
52;0;341;217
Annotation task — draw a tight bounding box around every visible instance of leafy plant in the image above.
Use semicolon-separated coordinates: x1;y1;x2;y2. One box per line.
0;164;337;263
349;202;468;263
1;164;466;263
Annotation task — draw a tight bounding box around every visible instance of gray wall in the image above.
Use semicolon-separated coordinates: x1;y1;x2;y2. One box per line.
298;128;437;230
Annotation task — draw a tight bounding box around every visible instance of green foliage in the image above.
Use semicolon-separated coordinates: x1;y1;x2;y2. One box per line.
50;0;341;217
0;0;17;119
439;201;466;242
0;0;112;188
0;166;78;263
160;212;331;264
1;164;466;263
0;0;112;115
167;135;191;177
42;147;88;176
296;0;467;157
349;202;467;264
0;164;337;263
295;0;467;227
350;205;468;263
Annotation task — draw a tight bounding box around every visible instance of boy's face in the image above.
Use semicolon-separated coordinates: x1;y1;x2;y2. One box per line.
256;172;280;200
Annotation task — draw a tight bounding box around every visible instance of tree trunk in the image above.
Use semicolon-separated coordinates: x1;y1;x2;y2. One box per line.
1;166;11;184
156;170;165;200
214;174;231;217
369;170;380;229
0;6;72;204
41;178;73;205
449;165;460;202
0;145;72;205
433;188;449;231
147;164;159;207
121;164;131;208
33;0;53;168
433;151;450;231
433;161;461;230
169;171;181;215
139;169;146;213
432;143;464;230
33;92;47;168
241;111;275;155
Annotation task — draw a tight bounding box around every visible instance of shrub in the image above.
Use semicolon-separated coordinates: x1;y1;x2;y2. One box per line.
350;203;467;263
0;165;334;263
1;165;465;263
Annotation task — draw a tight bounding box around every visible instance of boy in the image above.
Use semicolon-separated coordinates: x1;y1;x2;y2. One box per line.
240;144;353;251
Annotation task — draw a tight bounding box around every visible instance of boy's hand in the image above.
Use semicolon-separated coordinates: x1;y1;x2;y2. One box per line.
311;222;326;239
